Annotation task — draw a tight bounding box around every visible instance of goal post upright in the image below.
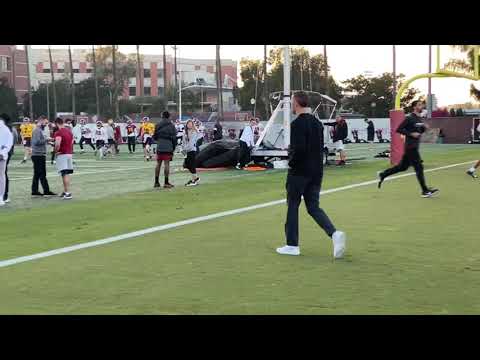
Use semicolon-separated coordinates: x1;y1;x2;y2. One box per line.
390;45;480;165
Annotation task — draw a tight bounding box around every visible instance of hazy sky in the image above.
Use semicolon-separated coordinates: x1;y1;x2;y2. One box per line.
33;45;479;107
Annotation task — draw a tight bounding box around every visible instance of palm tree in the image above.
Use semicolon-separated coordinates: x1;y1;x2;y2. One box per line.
136;45;143;97
92;45;100;118
393;45;397;106
448;45;480;101
323;45;329;96
162;45;167;103
216;45;223;118
24;45;33;119
112;45;119;119
68;45;76;121
263;45;270;119
48;45;57;119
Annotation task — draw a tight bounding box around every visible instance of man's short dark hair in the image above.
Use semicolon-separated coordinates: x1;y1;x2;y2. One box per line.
411;100;423;108
0;113;10;124
293;91;309;108
55;117;64;125
162;111;170;119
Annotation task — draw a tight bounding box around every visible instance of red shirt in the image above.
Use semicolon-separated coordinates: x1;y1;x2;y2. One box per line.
54;127;74;155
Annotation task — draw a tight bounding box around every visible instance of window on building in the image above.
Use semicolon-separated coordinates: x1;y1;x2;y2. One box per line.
0;56;12;72
144;87;151;96
86;68;93;73
195;65;201;71
157;87;164;96
129;87;136;96
43;68;51;73
57;68;65;73
73;69;80;73
157;71;163;79
144;69;151;78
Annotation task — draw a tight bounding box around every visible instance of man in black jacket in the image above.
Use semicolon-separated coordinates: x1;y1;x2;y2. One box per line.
378;100;438;197
365;118;375;151
153;111;177;189
276;92;347;259
325;116;348;165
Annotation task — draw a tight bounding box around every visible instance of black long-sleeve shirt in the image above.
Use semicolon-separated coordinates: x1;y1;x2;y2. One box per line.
397;113;426;150
325;121;348;142
288;113;324;181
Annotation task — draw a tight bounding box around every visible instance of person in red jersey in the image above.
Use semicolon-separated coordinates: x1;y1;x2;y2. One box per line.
54;117;74;200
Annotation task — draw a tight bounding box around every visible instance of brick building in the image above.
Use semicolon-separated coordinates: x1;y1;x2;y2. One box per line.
0;45;29;105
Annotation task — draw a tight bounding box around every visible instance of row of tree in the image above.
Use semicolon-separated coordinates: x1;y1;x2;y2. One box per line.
239;46;421;119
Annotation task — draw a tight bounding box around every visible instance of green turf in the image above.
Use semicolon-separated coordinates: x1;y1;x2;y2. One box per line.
1;143;479;314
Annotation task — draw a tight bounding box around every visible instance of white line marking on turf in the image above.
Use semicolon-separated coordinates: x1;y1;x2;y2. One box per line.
0;160;473;269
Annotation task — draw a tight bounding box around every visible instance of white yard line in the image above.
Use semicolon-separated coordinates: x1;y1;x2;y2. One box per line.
0;160;473;269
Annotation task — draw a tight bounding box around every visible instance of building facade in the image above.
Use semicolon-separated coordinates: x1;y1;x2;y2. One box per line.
29;48;238;110
0;45;29;105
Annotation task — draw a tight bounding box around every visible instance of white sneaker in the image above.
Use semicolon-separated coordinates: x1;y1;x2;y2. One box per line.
276;245;300;256
332;231;347;259
3;198;10;203
0;200;5;207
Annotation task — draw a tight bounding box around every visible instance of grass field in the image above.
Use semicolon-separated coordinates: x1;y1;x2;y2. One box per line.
1;143;479;314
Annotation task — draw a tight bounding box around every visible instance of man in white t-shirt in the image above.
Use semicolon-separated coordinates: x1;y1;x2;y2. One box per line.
79;118;95;153
93;121;108;158
175;119;185;147
236;118;256;170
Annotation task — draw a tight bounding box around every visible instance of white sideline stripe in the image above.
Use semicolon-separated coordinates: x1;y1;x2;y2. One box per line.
0;160;473;269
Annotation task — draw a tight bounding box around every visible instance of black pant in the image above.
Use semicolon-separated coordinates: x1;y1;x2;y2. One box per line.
285;174;336;247
3;152;11;200
381;147;428;192
196;137;204;153
127;136;136;152
237;140;251;167
79;137;95;150
183;151;197;174
31;155;50;194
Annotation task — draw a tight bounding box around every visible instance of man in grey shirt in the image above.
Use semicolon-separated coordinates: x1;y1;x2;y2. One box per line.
31;117;56;196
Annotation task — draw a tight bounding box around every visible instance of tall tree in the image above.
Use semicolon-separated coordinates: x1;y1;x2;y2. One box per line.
136;45;143;97
263;45;270;118
342;73;421;116
447;45;480;101
112;45;118;119
216;45;224;118
48;46;57;118
24;45;33;119
323;45;329;96
162;45;168;103
92;45;100;117
68;45;76;119
172;45;178;106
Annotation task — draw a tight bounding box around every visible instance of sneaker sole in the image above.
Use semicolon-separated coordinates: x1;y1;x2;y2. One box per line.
333;232;347;259
276;249;300;256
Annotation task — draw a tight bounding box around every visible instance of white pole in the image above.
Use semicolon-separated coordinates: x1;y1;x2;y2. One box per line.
283;45;291;149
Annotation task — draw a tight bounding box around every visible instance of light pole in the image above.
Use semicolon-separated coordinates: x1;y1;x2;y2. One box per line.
43;82;50;120
393;45;397;108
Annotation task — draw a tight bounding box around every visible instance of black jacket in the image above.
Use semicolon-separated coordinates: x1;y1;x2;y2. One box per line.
397;113;425;150
288;113;324;181
213;123;223;141
153;119;177;153
325;121;348;142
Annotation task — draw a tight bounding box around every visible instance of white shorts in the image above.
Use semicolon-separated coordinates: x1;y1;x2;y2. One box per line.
333;140;345;152
56;154;74;175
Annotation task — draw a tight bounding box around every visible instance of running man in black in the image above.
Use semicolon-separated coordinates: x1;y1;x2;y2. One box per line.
378;100;439;198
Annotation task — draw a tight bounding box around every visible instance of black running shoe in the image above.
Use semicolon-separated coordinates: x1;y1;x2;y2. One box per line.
467;170;478;179
31;192;44;197
43;191;57;196
421;188;439;198
154;182;161;188
377;172;385;189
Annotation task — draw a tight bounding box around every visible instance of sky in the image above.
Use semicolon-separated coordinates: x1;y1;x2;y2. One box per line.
31;45;480;107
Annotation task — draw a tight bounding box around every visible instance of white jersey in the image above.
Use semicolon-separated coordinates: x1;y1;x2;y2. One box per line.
80;124;92;139
176;123;185;137
197;124;205;139
93;127;107;142
240;125;255;147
